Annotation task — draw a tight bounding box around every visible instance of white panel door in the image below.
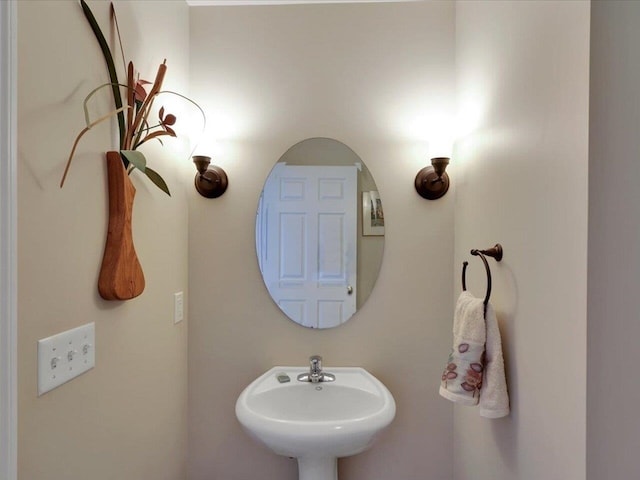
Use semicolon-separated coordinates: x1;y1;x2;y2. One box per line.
261;164;357;328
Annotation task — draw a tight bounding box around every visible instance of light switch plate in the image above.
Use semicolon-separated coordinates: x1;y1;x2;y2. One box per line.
37;322;95;396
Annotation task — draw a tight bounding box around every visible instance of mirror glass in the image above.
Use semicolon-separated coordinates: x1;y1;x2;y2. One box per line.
256;138;385;328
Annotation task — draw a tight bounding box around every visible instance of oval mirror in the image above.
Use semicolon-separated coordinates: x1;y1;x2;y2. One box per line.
256;138;384;328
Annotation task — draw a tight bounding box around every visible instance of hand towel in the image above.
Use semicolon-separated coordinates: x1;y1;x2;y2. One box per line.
439;291;510;418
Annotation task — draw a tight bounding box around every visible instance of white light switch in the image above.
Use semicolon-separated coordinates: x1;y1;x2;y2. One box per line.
37;322;95;396
174;291;184;324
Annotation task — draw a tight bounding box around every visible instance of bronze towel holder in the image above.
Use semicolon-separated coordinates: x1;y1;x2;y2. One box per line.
462;244;503;312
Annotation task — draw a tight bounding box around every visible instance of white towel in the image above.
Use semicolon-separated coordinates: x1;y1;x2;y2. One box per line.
439;291;510;418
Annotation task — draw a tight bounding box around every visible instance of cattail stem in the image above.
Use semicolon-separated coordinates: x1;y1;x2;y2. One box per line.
124;61;135;150
129;60;166;146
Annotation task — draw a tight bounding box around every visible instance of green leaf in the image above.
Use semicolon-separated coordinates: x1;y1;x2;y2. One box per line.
120;150;146;173
80;0;125;148
144;166;171;197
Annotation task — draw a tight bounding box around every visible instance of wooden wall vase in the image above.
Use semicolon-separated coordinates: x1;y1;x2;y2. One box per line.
98;151;145;300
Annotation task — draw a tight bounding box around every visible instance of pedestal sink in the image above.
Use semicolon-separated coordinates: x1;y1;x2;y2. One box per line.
235;365;396;480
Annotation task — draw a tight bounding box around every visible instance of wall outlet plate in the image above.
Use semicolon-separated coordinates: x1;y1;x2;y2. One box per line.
37;322;95;396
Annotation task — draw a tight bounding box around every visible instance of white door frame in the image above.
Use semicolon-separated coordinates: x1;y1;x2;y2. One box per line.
0;1;18;479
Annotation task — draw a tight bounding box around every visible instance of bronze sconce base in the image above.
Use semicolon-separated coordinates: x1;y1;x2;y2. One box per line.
415;157;450;200
193;156;228;198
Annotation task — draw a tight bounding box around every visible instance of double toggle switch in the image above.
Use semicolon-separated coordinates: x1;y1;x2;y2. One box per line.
37;322;95;396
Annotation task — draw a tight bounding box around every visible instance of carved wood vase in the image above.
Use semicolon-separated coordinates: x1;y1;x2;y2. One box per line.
98;151;145;300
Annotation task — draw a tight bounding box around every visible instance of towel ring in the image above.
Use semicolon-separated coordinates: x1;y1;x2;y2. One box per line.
462;244;503;309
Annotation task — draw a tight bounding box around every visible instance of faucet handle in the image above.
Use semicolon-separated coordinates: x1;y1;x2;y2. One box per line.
310;355;322;372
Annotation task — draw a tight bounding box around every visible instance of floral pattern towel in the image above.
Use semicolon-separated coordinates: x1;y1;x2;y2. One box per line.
439;291;510;418
441;342;485;405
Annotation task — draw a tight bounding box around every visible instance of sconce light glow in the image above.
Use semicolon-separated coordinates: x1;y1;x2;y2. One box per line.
427;117;455;158
410;112;454;200
423;114;455;157
187;107;236;156
192;136;223;159
206;111;235;141
456;90;487;140
427;136;454;160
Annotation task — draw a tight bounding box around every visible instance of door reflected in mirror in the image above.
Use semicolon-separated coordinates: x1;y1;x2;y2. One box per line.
256;138;384;328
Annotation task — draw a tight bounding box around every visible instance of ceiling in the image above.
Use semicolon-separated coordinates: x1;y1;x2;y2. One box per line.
186;0;417;6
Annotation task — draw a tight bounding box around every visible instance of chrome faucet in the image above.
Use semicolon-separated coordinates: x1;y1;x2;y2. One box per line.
309;355;323;382
297;355;335;383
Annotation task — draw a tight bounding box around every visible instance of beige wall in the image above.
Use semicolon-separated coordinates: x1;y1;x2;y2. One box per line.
453;1;589;479
16;2;615;480
17;1;191;479
588;2;640;478
188;3;456;479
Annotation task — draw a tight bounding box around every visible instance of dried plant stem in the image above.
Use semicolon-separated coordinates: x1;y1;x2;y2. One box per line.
134;91;206;151
60;106;129;188
110;2;127;76
129;60;166;148
69;1;203;197
124;62;135;150
135;130;173;149
60;127;91;188
80;0;125;148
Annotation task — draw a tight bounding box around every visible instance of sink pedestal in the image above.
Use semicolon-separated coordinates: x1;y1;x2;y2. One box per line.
297;457;337;480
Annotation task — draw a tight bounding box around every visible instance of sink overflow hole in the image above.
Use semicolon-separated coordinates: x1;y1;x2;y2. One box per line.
315;386;322;391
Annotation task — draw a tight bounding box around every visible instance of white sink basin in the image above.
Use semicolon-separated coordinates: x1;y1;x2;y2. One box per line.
235;366;396;480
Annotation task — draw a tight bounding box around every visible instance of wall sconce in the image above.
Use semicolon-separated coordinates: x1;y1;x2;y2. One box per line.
414;157;450;200
193;155;228;198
